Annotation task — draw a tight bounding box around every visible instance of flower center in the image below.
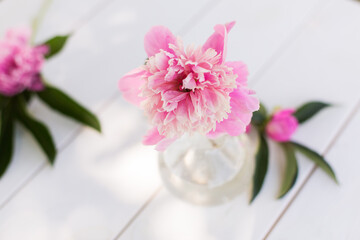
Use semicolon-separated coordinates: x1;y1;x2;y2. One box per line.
179;86;192;92
173;71;196;92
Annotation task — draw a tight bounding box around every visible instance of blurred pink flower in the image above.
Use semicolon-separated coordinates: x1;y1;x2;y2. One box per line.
266;109;298;142
119;22;259;150
0;28;48;96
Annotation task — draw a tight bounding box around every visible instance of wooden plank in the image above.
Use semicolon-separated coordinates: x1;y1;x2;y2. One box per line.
0;0;211;238
1;0;357;239
119;0;360;239
33;0;112;43
0;99;162;240
182;0;324;77
0;0;106;40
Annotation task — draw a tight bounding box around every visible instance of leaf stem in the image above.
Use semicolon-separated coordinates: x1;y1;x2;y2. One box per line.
31;0;53;44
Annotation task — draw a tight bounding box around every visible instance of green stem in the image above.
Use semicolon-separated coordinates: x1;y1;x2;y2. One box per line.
31;0;53;44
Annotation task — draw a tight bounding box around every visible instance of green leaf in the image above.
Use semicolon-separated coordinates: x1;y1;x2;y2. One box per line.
293;101;330;124
251;102;268;127
290;141;337;183
43;35;70;59
37;84;101;132
14;96;56;164
278;143;298;198
0;100;15;178
250;133;269;203
23;91;33;103
0;95;9;112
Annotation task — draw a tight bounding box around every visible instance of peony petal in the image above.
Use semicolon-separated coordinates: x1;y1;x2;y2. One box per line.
154;51;170;70
144;26;177;57
143;127;165;145
202;21;235;63
225;61;248;86
142;127;177;151
209;86;259;137
155;137;177;151
182;73;197;90
162;90;188;102
118;67;146;106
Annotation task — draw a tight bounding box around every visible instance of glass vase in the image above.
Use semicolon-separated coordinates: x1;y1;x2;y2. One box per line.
158;133;254;205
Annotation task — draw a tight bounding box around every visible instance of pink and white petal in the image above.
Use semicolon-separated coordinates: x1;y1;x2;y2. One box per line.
162;90;188;102
182;73;197;90
155;137;177;151
154;51;170;70
118;67;146;107
144;26;177;57
143;127;165;145
142;127;177;151
202;21;235;63
225;61;249;86
209;118;247;137
230;88;259;115
209;87;259;137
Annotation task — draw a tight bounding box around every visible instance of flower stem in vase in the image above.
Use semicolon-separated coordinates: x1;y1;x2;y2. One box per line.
159;134;254;205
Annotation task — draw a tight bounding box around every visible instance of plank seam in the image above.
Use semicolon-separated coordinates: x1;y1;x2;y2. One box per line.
250;0;328;86
0;124;83;210
112;186;163;240
177;0;222;36
70;0;117;34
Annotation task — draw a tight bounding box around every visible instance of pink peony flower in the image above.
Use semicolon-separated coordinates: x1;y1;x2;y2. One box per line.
266;109;298;142
0;28;48;96
119;22;259;150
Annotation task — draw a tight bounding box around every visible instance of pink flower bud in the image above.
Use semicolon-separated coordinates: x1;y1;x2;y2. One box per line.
265;109;298;142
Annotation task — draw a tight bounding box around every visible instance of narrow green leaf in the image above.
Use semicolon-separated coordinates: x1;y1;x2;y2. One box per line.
0;101;15;178
23;91;33;103
290;141;337;183
293;101;330;124
251;102;268;127
14;96;56;164
278;143;298;198
0;95;11;112
37;84;101;132
43;35;70;59
250;133;269;203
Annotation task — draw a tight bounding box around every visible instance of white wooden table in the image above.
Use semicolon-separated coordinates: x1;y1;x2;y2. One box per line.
1;0;360;239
